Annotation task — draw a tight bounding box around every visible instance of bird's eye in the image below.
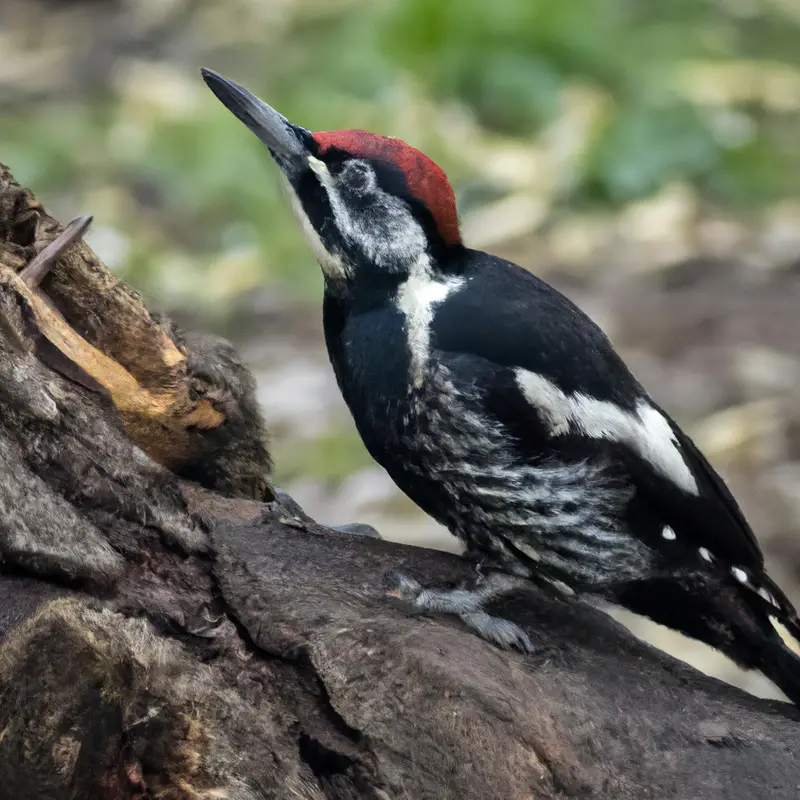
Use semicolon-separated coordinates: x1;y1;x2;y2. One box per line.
342;161;373;193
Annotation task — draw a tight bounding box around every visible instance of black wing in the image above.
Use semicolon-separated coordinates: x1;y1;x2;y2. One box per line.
431;250;764;569
659;417;762;565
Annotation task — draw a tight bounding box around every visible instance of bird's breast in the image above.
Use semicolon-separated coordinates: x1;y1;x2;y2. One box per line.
326;300;415;448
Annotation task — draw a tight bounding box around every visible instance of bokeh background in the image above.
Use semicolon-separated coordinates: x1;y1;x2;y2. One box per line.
5;0;800;700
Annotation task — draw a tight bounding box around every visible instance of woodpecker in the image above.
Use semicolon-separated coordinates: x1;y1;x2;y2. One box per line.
202;68;800;703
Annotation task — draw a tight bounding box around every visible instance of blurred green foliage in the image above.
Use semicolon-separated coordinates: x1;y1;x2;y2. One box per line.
273;425;376;485
385;0;800;204
2;0;800;313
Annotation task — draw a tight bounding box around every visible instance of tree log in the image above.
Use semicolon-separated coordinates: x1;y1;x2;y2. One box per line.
0;163;799;800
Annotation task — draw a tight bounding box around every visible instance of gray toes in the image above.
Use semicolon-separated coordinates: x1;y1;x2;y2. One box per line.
385;571;535;654
386;570;423;601
461;610;536;654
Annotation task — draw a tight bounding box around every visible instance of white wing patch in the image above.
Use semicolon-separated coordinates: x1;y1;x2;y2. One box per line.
731;566;748;584
396;264;465;387
699;547;713;562
515;369;699;495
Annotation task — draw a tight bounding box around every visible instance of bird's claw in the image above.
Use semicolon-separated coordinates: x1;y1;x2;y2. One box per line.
385;570;535;653
461;609;536;653
386;570;423;600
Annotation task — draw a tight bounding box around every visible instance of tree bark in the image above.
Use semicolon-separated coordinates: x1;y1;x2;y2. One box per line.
0;163;799;800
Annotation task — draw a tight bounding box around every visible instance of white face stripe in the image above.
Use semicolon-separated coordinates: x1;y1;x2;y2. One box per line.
306;155;427;271
515;370;699;495
308;155;328;178
281;176;350;279
396;263;465;387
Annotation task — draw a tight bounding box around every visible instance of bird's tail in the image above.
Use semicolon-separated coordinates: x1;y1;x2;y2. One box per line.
617;574;800;704
751;572;800;703
758;631;800;705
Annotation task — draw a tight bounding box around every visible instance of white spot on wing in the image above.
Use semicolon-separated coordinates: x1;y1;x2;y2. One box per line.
758;586;778;608
661;525;676;540
732;566;748;584
515;370;699;495
396;263;464;387
699;547;713;562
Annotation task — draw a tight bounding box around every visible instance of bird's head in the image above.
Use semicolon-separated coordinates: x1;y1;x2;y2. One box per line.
201;69;461;290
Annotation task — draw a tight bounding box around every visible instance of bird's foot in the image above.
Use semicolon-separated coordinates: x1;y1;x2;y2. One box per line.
386;570;535;653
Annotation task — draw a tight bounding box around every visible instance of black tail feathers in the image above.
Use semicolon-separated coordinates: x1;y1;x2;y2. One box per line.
750;574;800;703
758;630;800;705
617;574;800;705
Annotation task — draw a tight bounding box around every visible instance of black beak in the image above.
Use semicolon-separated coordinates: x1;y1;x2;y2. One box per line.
200;68;313;165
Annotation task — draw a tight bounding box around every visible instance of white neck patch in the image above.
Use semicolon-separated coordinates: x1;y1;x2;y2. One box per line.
515;369;699;495
396;260;465;388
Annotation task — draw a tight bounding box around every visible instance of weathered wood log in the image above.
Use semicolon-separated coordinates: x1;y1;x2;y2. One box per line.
0;162;799;800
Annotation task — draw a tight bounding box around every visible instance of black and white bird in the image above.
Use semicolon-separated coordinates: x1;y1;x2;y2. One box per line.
202;68;800;703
